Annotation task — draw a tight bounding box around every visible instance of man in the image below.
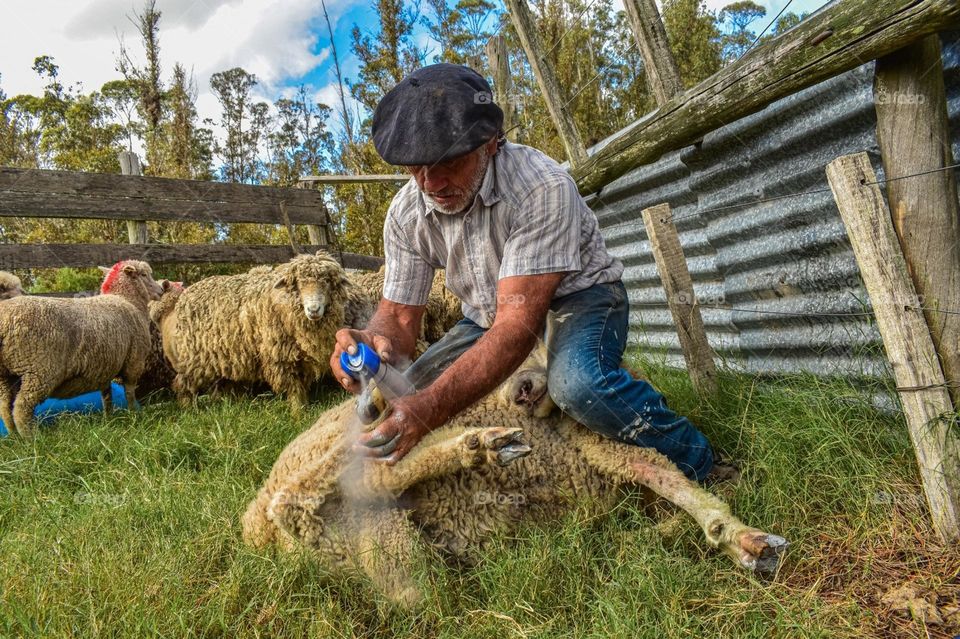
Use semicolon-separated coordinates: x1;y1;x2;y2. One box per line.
330;63;722;481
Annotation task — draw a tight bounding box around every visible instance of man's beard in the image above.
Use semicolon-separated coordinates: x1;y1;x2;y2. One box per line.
422;150;491;215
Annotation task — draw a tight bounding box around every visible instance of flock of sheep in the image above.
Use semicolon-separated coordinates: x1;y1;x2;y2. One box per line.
0;253;460;436
0;258;787;605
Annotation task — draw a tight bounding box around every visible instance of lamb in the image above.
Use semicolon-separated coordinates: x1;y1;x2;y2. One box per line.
159;252;350;412
343;268;463;343
241;346;788;606
0;260;163;437
0;271;25;300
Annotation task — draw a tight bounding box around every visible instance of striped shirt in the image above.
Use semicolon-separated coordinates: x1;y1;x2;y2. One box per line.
382;141;624;328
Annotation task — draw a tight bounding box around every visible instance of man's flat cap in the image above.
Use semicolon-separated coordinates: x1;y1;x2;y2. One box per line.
372;63;504;166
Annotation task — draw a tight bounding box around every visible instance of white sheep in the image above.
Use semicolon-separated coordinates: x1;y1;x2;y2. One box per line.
0;260;163;437
242;347;788;605
158;252;350;412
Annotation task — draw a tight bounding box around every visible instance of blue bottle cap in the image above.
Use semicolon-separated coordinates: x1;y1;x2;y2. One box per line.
339;342;381;379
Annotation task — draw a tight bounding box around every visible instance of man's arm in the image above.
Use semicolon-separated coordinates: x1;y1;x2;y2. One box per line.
330;299;425;394
356;271;565;463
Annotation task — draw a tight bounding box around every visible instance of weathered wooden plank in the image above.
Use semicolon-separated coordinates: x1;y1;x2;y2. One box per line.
622;0;683;105
504;0;588;167
641;203;718;397
119;151;149;244
0;167;328;225
574;0;960;195
875;36;960;409
827;152;960;543
486;33;517;140
0;244;384;271
299;174;409;184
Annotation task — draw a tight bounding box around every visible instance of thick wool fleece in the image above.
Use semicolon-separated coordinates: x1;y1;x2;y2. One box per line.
166;252;350;411
343;268;463;342
0;261;160;436
241;355;787;605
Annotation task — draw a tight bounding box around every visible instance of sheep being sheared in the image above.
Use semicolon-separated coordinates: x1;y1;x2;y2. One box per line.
241;346;788;605
0;261;162;437
160;252;349;412
0;271;25;300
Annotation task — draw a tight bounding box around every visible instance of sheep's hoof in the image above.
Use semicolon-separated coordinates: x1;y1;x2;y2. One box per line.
736;531;789;577
480;427;531;466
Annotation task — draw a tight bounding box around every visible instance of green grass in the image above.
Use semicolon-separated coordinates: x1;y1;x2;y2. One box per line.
0;360;956;638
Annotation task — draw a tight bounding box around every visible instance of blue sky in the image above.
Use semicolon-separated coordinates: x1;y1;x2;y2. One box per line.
0;0;829;145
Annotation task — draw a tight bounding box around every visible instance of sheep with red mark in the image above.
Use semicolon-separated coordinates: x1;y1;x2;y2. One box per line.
0;261;163;437
0;272;24;300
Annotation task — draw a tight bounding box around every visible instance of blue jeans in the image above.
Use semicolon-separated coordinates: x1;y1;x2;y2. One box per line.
404;281;715;480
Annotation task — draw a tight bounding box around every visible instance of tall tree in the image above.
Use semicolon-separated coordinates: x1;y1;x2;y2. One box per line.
267;86;335;186
161;64;211;180
718;0;766;60
117;0;165;173
209;67;268;184
662;0;722;86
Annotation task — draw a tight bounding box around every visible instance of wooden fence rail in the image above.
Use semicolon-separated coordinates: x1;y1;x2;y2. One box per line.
0;244;383;271
0;167;330;226
570;0;960;194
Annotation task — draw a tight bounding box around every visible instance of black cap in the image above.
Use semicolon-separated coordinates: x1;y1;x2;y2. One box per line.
372;63;504;166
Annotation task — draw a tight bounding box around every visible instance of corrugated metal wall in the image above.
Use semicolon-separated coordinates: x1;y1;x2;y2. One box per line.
590;31;960;378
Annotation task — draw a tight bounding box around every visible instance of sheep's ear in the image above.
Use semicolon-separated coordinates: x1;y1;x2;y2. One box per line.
273;274;287;289
122;264;139;276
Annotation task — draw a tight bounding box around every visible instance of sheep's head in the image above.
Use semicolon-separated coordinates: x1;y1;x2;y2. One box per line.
272;252;349;322
498;342;556;418
0;271;24;300
100;260;164;304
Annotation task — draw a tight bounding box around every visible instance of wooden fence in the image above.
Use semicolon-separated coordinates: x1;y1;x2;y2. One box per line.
0;166;383;271
503;0;960;540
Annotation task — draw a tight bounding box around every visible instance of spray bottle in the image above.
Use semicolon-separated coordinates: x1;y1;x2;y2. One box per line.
340;342;416;401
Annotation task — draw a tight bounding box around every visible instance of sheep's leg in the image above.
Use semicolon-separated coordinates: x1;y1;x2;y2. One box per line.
172;374;197;407
0;378;14;435
101;385;113;415
356;426;531;497
12;375;54;438
566;423;788;576
350;507;426;607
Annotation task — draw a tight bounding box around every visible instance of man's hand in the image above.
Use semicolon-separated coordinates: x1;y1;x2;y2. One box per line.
354;392;446;464
329;328;395;394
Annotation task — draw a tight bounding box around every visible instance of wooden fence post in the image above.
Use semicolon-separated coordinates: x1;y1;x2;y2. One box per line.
826;152;960;543
874;35;960;409
485;34;516;141
118;151;148;244
621;0;683;105
503;0;588;167
297;180;329;247
641;203;718;397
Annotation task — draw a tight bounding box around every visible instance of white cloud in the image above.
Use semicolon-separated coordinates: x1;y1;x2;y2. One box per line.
1;0;342;148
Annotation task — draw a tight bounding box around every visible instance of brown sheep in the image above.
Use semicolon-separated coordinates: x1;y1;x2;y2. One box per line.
241;347;788;605
0;271;25;300
0;261;162;437
161;252;350;412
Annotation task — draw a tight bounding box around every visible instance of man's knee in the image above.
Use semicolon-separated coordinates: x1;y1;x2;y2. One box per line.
547;359;608;418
